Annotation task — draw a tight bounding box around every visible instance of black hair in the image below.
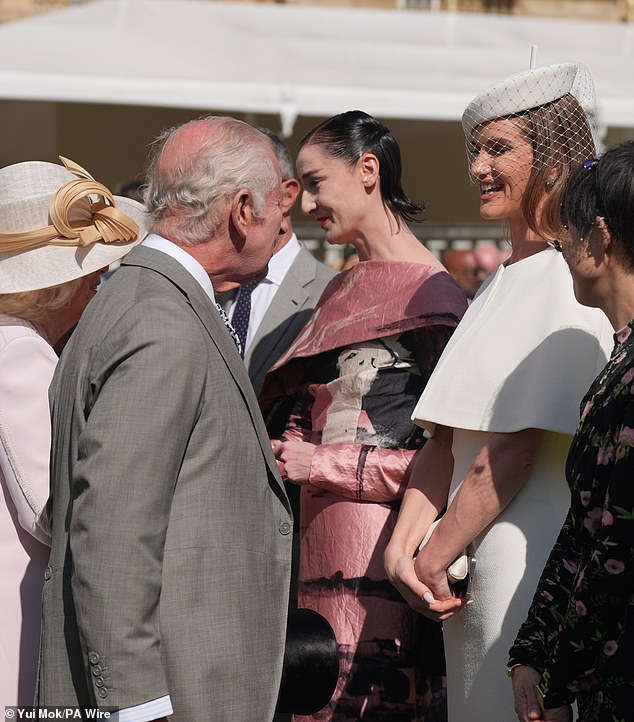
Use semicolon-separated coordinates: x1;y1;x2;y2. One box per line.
561;139;634;269
299;110;423;223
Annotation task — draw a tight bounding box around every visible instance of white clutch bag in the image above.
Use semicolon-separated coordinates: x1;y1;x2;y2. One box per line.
417;519;473;584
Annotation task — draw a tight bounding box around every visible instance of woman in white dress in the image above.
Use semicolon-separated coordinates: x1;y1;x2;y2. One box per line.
385;63;614;722
0;157;145;705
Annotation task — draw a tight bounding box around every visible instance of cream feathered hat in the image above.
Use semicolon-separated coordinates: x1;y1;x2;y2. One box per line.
0;156;148;293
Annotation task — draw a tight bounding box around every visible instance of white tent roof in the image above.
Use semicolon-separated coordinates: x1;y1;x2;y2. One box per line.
0;0;633;133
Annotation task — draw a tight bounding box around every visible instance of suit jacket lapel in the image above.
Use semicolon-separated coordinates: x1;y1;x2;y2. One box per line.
121;247;289;509
245;249;315;381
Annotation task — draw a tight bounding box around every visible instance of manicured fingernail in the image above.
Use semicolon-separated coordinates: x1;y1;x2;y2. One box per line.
423;592;435;603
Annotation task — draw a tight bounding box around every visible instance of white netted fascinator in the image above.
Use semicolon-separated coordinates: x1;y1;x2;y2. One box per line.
462;62;598;181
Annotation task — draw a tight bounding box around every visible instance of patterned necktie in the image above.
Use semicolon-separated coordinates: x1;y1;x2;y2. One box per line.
230;281;258;359
215;302;242;356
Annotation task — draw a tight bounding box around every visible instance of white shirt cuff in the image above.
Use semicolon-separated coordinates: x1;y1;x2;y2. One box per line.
108;695;173;722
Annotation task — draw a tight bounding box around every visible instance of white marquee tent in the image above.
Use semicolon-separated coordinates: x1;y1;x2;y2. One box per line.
0;0;633;136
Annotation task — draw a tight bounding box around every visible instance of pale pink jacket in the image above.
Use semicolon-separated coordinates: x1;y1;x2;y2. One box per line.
0;314;52;706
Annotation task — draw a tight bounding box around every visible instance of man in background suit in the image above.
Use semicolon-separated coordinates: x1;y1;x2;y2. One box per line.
440;247;487;302
38;117;293;722
221;129;335;395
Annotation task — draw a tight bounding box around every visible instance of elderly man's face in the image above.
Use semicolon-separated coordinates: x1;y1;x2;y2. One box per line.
206;181;287;294
239;184;287;282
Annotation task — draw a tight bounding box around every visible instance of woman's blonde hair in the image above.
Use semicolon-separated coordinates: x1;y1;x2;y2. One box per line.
0;277;84;324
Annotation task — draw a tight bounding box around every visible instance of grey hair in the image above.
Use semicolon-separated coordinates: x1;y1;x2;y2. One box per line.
257;127;295;180
144;116;279;245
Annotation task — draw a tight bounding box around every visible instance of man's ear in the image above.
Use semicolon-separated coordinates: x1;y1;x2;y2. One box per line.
280;178;300;215
230;188;253;240
359;152;380;189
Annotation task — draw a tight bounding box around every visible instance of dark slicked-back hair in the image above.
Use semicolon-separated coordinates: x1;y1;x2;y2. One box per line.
299;110;423;224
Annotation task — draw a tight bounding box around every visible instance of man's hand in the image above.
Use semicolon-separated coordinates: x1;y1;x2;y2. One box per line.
271;439;315;484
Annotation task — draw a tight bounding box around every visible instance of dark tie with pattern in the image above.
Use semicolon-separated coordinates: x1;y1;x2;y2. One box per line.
231;281;258;359
215;302;242;356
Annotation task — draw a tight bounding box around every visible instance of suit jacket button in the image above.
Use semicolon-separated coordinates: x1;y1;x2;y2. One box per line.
89;652;100;665
279;521;291;535
97;688;108;699
44;566;52;581
95;677;105;687
92;665;102;676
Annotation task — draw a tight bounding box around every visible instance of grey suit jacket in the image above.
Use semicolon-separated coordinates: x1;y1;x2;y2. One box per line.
37;246;292;721
222;244;335;395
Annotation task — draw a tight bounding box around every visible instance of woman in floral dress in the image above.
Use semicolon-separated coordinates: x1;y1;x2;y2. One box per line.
509;141;634;722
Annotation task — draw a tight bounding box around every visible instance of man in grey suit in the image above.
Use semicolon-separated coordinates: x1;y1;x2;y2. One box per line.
38;117;293;721
222;137;335;708
221;129;335;395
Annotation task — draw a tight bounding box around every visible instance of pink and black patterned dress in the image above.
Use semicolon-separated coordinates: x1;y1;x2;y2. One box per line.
262;261;467;721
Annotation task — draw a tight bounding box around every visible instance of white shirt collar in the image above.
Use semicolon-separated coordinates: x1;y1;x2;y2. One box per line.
142;233;216;302
266;233;302;287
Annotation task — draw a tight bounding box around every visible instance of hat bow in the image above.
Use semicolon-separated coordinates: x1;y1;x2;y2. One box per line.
0;156;140;254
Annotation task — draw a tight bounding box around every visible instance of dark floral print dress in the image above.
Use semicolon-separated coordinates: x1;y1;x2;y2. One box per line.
509;320;634;721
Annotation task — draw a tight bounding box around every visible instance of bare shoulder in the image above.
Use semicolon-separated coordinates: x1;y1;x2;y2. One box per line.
409;243;444;271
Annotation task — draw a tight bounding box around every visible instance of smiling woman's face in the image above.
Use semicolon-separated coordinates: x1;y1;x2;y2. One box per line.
296;143;367;247
468;117;534;224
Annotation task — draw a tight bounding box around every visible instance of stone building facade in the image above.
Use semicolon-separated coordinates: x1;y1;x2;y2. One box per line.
2;0;632;22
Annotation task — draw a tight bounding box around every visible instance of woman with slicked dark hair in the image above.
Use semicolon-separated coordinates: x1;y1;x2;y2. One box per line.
262;110;468;721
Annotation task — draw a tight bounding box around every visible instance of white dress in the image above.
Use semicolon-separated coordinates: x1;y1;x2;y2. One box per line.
0;315;52;706
411;250;614;722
